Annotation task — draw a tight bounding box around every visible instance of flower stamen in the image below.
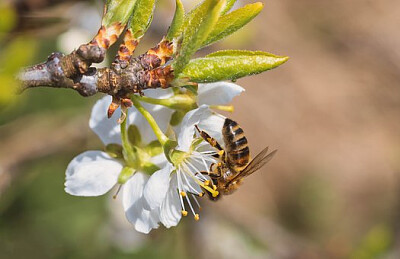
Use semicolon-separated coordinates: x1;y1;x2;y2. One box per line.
182;164;218;197
192;194;202;211
185;195;196;217
112;184;123;199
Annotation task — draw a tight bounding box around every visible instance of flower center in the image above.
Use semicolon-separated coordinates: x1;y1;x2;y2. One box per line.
174;140;219;220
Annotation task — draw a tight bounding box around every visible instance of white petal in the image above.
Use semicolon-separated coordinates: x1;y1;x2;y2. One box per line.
197;111;226;148
139;205;161;234
160;174;182;228
177;105;226;152
122;172;148;212
129;199;160;234
65;151;122;196
176;105;209;152
150;153;168;168
89;96;122;145
197;82;245;105
143;163;173;210
89;90;174;146
123;173;160;234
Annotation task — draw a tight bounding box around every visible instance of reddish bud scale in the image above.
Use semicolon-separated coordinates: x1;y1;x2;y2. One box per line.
140;40;174;69
115;30;139;66
108;96;121;118
145;66;174;89
90;22;125;49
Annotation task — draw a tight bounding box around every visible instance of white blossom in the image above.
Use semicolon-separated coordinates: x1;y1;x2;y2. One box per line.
158;105;227;224
65;82;244;233
66;89;172;233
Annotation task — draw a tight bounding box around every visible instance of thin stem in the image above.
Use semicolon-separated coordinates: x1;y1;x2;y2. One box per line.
138;94;196;111
209;105;234;112
138;96;174;107
120;113;129;147
131;95;169;146
120;110;139;168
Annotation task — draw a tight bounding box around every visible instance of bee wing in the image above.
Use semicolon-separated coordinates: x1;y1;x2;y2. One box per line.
240;147;277;177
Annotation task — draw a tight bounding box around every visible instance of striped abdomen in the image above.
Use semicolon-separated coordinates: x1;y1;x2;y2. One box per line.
222;118;250;171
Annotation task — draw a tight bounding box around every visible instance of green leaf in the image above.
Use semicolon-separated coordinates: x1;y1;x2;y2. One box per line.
179;50;289;82
166;0;185;41
172;0;226;76
129;0;156;39
221;0;237;15
201;2;263;48
102;0;138;27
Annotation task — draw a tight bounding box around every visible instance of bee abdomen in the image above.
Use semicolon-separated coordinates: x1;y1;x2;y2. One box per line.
222;118;250;167
229;146;250;167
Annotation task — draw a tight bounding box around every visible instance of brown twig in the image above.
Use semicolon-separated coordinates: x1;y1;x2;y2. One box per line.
17;53;174;97
17;36;176;118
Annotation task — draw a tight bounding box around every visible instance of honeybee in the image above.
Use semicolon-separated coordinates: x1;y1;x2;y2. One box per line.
195;118;277;200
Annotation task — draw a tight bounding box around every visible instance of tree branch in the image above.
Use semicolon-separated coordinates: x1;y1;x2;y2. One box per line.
17;41;175;98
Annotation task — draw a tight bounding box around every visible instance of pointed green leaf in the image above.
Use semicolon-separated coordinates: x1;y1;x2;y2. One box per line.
202;2;263;48
179;50;289;82
172;0;226;76
166;0;185;41
221;0;237;15
103;0;139;27
129;0;156;39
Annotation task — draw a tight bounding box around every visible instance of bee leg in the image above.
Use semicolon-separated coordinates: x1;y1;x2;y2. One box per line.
203;177;221;201
194;125;224;159
194;170;220;178
193;173;221;201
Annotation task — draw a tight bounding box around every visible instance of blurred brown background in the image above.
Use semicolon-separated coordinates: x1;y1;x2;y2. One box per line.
1;0;400;258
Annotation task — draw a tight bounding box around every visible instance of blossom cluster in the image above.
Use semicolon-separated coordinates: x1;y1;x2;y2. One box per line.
65;82;244;233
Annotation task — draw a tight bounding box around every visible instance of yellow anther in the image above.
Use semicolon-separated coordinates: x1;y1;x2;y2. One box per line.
194;214;200;221
180;191;186;197
212;191;219;198
200;183;219;198
181;210;188;216
199;192;204;197
204;180;210;186
218;150;224;156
